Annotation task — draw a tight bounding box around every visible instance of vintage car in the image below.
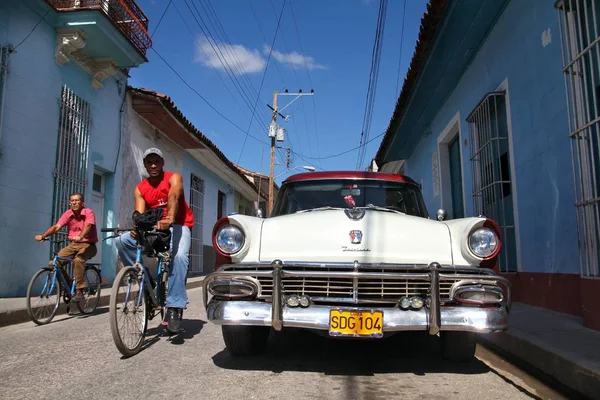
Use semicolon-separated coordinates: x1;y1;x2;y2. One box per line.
202;171;511;361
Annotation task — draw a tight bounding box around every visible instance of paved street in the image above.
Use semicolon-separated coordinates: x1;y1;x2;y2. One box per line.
0;287;564;400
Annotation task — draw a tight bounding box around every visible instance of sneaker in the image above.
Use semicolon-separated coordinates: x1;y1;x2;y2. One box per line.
165;307;184;334
72;289;85;303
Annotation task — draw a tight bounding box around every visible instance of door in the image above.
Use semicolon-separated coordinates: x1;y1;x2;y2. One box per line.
189;174;204;273
90;171;105;264
448;136;464;219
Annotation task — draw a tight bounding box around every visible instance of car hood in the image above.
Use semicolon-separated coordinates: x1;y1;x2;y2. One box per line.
258;209;453;265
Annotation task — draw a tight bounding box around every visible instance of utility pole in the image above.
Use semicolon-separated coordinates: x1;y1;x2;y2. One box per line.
268;91;277;216
267;89;315;216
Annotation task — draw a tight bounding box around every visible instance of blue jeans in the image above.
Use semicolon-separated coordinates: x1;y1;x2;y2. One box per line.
115;225;190;309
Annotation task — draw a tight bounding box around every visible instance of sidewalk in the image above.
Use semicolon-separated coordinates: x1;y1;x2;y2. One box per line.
0;275;206;328
479;302;600;399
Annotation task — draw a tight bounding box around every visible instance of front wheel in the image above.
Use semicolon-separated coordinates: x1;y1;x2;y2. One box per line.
109;266;148;357
441;331;476;362
222;325;270;356
26;269;61;325
77;266;102;314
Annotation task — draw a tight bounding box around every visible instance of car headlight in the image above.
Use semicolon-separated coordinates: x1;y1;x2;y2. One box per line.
468;228;498;258
216;225;244;254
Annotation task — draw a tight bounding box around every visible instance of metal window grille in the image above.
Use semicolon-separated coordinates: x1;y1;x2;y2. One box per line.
51;85;92;256
189;174;205;273
557;0;600;277
467;92;518;273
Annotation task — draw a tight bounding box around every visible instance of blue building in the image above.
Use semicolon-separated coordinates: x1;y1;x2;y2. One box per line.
0;0;151;297
374;0;600;330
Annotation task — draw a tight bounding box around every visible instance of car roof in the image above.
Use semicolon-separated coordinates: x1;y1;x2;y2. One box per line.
283;171;418;185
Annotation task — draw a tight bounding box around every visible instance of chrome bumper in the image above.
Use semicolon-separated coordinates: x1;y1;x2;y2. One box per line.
205;301;509;333
202;261;511;335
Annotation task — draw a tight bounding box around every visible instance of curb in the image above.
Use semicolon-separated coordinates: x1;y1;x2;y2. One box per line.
478;332;599;400
0;277;205;328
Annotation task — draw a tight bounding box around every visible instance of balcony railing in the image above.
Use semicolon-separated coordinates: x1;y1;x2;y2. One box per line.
44;0;152;57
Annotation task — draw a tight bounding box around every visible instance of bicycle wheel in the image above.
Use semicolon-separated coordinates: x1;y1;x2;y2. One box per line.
109;266;148;357
77;266;102;314
26;269;61;325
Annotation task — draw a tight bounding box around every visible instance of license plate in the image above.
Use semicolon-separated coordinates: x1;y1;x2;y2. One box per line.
329;309;383;338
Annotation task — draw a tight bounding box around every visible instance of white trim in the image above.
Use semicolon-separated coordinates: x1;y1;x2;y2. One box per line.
437;112;466;218
496;78;521;273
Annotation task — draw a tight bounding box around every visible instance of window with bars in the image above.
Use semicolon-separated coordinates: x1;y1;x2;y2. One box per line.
51;85;92;255
467;91;517;273
189;174;204;273
557;0;600;277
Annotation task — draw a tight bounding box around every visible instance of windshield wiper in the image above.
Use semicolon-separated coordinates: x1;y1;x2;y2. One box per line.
296;206;344;213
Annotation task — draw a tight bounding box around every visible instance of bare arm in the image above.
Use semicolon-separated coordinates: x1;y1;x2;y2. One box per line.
35;224;62;242
166;172;183;220
157;173;183;230
134;186;147;214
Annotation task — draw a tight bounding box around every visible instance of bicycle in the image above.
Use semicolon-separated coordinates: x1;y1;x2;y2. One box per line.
26;239;102;325
102;226;172;358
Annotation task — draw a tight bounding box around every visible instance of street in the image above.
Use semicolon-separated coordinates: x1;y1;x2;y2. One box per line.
0;287;565;400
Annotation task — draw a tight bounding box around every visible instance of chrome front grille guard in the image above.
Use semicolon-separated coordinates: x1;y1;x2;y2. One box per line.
202;260;512;335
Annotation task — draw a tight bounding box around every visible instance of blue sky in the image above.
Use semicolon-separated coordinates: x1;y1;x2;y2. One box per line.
129;0;428;184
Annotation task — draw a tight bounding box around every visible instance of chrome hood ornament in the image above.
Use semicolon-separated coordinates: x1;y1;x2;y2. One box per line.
344;207;366;221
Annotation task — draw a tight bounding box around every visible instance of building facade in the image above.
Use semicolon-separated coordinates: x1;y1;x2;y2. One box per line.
0;0;151;297
375;0;600;330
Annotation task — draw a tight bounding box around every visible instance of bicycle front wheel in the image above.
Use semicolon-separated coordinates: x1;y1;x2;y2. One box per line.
109;266;148;357
77;266;102;314
26;269;61;325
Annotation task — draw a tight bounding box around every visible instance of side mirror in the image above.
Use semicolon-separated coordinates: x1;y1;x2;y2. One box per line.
436;209;447;221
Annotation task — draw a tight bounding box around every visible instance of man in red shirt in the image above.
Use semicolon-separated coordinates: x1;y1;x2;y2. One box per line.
115;148;193;334
35;193;98;302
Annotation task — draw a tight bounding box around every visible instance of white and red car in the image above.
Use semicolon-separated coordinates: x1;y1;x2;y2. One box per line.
203;171;511;361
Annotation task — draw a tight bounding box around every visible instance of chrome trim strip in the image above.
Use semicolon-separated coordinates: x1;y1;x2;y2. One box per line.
205;300;509;333
221;261;494;273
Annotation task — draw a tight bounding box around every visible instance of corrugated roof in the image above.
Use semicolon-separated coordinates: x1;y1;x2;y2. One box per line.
375;0;448;164
127;86;266;201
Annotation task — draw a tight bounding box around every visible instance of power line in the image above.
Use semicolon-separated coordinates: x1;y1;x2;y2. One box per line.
357;0;388;169
395;0;407;95
294;131;387;161
238;0;288;164
289;0;322;167
152;38;369;164
151;0;174;38
267;0;315;162
9;9;51;54
150;47;269;146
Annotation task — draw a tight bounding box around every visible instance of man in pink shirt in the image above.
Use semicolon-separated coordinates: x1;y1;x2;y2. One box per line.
34;193;98;302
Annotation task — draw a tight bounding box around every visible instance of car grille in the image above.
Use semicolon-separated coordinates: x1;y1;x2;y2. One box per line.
223;265;487;303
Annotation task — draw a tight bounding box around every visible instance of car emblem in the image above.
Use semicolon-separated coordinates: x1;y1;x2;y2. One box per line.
349;230;363;244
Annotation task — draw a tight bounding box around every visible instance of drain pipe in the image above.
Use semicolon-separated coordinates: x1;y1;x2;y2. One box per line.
0;46;9;149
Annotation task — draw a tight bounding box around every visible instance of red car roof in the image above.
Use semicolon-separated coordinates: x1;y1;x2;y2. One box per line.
283;171;417;185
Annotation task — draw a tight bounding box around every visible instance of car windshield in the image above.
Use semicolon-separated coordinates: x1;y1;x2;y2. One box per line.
271;179;429;218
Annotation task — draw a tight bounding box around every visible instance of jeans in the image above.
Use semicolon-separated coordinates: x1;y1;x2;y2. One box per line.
115;225;190;309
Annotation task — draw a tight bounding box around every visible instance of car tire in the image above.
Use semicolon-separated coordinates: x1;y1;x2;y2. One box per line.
222;325;270;356
441;331;476;362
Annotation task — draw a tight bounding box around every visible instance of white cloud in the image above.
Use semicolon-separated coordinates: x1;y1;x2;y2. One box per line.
194;36;266;74
263;45;328;71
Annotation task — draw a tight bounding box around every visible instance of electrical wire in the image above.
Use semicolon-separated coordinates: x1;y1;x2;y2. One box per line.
237;0;288;164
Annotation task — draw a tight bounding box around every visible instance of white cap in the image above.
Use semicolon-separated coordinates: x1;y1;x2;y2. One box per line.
143;147;163;159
